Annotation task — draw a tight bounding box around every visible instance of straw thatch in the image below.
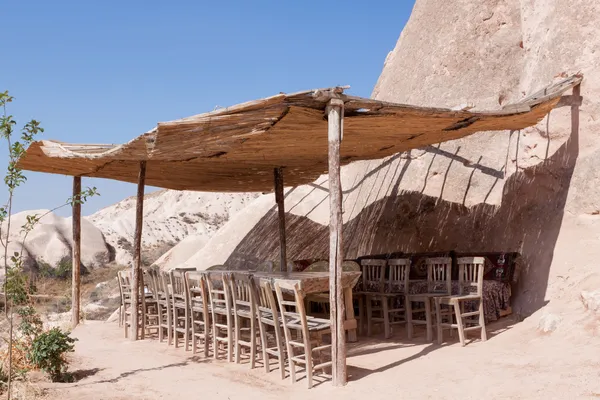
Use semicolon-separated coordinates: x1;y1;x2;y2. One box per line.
18;75;581;192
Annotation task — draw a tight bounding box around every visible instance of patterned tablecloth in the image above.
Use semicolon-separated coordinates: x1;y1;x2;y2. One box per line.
358;279;511;323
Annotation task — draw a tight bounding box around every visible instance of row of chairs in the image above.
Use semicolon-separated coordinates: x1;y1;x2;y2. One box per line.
357;256;487;346
117;268;333;389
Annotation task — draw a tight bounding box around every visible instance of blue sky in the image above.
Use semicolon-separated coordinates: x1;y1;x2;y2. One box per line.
2;0;414;217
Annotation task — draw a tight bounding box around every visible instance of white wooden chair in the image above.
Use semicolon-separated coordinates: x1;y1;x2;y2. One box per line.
229;273;261;368
435;257;487;346
358;259;386;337
257;278;286;379
206;272;234;361
155;269;173;345
274;279;331;389
406;257;452;342
170;270;191;350
185;272;210;356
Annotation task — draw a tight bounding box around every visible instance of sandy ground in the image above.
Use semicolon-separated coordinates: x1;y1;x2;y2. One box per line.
40;315;600;400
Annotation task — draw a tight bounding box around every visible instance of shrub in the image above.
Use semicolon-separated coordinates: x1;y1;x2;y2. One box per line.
54;257;72;280
26;328;77;382
16;306;42;339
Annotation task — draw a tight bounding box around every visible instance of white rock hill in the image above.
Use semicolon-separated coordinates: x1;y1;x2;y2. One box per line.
88;189;258;266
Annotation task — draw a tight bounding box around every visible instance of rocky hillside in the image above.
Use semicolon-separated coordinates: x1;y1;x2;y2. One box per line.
0;209;110;275
166;0;600;325
88;190;258;266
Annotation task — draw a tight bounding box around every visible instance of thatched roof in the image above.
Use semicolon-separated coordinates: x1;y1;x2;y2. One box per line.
19;75;581;192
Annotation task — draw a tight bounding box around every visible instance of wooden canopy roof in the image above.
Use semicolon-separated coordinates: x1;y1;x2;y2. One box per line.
19;75;581;192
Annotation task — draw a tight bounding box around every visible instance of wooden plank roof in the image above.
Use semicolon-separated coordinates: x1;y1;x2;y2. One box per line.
18;75;581;192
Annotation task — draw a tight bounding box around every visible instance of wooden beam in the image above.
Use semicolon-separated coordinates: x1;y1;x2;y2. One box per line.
71;176;82;329
131;161;146;340
274;167;288;272
327;98;346;386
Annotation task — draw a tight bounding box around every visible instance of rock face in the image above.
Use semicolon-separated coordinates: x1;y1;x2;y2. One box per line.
0;209;110;275
173;0;600;319
88;190;258;266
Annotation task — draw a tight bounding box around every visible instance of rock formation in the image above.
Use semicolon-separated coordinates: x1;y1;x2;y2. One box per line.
174;0;600;320
88;189;258;266
0;209;110;275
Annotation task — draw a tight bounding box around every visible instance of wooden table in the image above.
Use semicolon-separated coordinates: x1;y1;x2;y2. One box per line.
252;271;362;342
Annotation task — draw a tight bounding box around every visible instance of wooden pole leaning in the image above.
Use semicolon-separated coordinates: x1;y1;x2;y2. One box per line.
131;161;146;340
71;176;82;329
327;97;346;386
274;167;288;272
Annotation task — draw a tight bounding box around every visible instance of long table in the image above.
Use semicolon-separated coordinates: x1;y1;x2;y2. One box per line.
238;270;362;342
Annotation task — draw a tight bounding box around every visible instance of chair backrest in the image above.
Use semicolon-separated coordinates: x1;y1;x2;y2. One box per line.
205;272;231;313
387;258;410;293
156;269;171;301
229;273;258;317
457;257;485;296
425;257;452;294
257;278;279;318
360;259;387;292
304;260;329;272
145;267;161;298
117;270;135;304
169;270;188;302
273;279;307;338
185;271;207;310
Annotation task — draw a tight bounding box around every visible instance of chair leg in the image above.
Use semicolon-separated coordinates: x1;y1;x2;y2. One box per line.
203;313;210;357
382;296;391;339
234;314;241;364
250;317;257;369
479;299;487;342
274;326;286;380
227;315;233;363
357;296;364;336
406;298;413;339
424;298;433;342
435;298;443;345
212;318;219;360
185;307;190;352
306;341;313;389
366;296;373;337
454;301;466;346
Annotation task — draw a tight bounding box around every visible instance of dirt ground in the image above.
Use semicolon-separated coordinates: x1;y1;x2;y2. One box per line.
38;314;600;400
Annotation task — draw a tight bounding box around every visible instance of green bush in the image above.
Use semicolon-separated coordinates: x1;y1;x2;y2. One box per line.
26;328;77;382
54;257;72;280
16;306;43;338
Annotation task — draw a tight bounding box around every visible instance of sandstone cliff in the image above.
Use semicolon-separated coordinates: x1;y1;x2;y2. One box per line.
169;0;600;321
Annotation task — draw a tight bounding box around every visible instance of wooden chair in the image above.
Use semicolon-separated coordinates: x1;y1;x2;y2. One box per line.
358;259;386;337
406;257;452;342
378;258;411;338
274;279;331;389
257;278;286;379
117;270;133;338
153;269;173;344
185;271;210;356
142;268;160;338
229;273;261;368
170;270;191;350
206;272;234;361
435;257;487;346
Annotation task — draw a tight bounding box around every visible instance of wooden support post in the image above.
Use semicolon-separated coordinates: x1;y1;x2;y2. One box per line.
274;167;288;272
71;176;82;329
327;98;346;386
131;161;146;341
